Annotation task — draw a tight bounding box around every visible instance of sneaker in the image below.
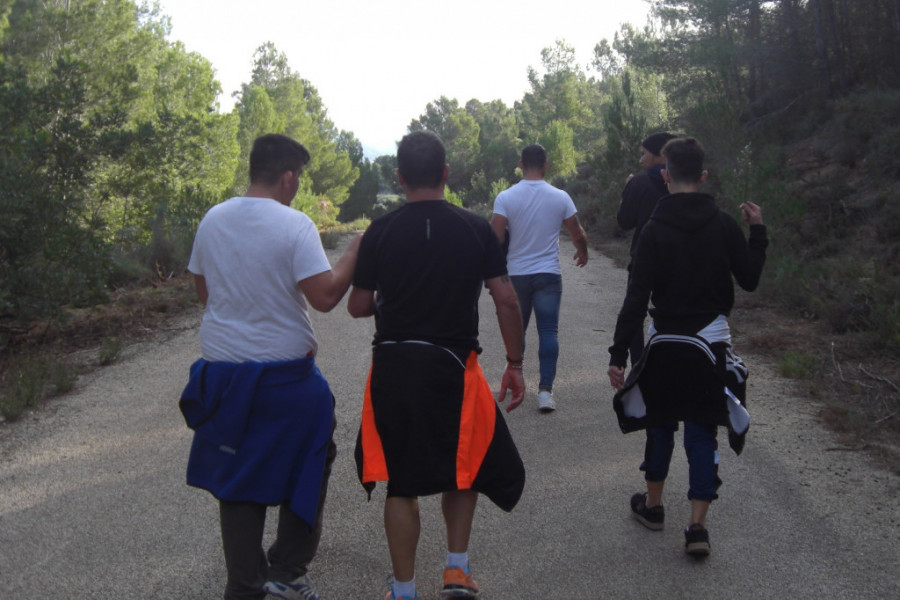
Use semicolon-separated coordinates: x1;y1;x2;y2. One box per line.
264;574;320;600
537;390;556;412
383;574;418;600
630;492;664;530
441;566;480;598
684;523;711;556
384;591;418;600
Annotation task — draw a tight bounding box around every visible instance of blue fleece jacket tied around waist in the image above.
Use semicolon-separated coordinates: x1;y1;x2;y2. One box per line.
180;357;334;528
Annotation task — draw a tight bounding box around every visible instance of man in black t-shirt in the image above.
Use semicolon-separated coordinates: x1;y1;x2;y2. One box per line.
348;131;525;600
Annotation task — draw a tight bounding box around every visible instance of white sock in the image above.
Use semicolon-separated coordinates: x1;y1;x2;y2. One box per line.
447;552;469;570
393;577;416;598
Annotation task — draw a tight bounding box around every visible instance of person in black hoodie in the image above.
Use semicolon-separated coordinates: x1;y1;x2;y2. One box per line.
617;132;676;366
607;137;767;557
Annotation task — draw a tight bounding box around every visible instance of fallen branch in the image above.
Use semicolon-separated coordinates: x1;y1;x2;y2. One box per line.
825;444;868;452
858;365;900;394
874;412;896;424
830;342;845;381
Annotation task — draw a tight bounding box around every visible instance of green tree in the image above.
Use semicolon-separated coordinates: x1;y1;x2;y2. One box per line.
233;42;357;223
374;155;401;194
0;58;110;325
516;39;605;162
600;70;650;175
409;96;481;193
2;0;238;289
539;120;577;179
339;158;379;222
465;99;521;188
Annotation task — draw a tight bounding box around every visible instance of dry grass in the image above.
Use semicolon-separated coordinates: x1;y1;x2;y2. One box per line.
0;274;198;421
732;294;900;474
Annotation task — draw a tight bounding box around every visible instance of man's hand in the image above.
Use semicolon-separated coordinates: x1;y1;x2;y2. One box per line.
607;365;625;391
497;367;526;412
573;249;588;267
740;201;763;226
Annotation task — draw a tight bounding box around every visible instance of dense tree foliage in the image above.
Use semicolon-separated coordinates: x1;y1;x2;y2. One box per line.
233;42;358;225
3;0;899;346
1;0;239;328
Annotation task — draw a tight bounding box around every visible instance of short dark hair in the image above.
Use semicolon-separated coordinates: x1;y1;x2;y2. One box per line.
397;130;446;189
661;137;705;183
520;144;547;170
249;134;311;185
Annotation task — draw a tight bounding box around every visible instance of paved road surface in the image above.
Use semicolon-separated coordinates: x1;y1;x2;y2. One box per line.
1;236;898;599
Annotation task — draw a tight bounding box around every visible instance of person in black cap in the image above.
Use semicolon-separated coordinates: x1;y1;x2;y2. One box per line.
617;131;676;366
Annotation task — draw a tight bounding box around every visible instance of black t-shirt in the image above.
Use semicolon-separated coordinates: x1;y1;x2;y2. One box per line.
353;200;507;352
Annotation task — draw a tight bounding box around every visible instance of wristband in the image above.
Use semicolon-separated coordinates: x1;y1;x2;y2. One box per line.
506;355;524;370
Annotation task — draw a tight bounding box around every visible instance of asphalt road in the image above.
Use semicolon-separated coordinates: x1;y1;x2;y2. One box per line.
1;236;898;599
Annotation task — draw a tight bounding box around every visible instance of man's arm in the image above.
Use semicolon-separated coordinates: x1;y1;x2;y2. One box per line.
617;177;640;230
298;234;362;313
347;286;376;318
489;213;508;243
485;274;525;412
731;202;767;292
563;214;589;267
193;274;208;306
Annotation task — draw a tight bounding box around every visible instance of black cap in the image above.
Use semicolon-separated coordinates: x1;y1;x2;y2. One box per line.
642;132;676;157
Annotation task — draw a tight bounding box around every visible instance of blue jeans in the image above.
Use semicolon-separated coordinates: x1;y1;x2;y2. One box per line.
510;273;562;391
641;421;720;502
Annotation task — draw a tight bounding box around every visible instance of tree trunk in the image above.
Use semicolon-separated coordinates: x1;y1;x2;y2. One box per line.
747;0;761;104
810;0;836;97
894;0;900;74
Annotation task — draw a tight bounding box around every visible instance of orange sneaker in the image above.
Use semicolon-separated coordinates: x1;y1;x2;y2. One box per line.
384;592;417;600
441;566;480;598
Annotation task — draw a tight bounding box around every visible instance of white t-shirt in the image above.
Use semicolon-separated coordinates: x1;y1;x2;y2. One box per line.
492;180;577;276
188;196;332;362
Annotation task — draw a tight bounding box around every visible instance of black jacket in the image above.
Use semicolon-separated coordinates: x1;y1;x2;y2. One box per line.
617;164;669;265
609;192;768;367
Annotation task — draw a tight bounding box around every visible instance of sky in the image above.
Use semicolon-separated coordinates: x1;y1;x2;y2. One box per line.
155;0;652;158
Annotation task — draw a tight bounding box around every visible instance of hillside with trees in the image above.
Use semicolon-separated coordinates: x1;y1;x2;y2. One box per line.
1;1;898;456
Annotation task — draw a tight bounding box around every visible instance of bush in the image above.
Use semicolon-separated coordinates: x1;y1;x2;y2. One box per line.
1;357;50;421
98;336;122;366
777;351;821;379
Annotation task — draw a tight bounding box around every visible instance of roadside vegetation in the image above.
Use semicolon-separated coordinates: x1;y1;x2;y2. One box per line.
1;1;897;471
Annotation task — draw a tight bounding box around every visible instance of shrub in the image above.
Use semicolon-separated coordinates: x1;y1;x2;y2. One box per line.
98;336;122;366
777;351;821;379
1;357;50;421
49;361;78;396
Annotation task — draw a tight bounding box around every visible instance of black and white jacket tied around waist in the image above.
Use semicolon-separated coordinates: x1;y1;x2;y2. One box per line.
612;316;751;455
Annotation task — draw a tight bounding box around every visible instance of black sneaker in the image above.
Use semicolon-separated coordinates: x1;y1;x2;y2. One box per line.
684;523;711;556
630;492;664;530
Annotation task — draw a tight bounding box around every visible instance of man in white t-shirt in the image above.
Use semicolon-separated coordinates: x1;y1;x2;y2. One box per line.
490;144;588;412
184;133;360;600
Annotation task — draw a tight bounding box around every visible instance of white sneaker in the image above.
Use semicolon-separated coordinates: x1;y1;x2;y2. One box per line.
537;390;556;412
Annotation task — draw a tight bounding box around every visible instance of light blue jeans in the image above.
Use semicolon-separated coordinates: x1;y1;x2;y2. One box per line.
511;273;562;391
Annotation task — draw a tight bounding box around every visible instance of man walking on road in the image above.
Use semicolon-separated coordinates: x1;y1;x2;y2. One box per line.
490;143;588;412
181;133;360;600
349;131;526;600
617;131;676;366
607;137;767;557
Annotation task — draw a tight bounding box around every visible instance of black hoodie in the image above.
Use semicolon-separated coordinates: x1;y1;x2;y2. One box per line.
617;163;669;265
609;192;768;367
